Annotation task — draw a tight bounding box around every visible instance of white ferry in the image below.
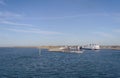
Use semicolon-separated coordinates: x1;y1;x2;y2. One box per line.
83;44;100;50
59;46;83;53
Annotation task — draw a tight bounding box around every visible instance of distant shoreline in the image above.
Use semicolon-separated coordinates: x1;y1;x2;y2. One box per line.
101;46;120;50
1;45;120;50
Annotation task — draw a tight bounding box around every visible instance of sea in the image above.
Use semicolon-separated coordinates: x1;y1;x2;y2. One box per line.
0;48;120;78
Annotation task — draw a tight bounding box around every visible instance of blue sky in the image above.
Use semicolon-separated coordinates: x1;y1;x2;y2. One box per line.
0;0;120;46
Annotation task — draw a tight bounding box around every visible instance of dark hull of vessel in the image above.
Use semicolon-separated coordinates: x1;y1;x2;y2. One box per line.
82;48;99;50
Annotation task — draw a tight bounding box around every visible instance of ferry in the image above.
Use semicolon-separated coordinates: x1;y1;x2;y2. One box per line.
59;46;83;53
83;44;100;50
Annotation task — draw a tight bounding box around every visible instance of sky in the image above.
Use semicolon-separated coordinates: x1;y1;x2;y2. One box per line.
0;0;120;46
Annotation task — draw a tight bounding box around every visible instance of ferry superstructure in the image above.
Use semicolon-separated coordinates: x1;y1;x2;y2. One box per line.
83;44;100;50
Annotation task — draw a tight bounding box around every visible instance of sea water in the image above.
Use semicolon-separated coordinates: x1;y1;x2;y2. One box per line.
0;48;120;78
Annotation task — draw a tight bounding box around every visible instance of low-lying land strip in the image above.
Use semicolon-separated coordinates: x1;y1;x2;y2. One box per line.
101;46;120;50
1;45;120;50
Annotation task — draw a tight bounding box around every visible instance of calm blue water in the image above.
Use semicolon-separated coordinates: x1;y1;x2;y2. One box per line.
0;48;120;78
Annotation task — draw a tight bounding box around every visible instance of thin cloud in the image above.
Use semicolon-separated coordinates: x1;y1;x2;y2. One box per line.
0;11;22;19
0;20;33;27
0;20;63;35
23;13;110;20
0;12;117;20
23;13;120;20
6;28;63;35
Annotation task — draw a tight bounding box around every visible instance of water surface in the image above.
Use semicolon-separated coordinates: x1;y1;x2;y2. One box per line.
0;48;120;78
